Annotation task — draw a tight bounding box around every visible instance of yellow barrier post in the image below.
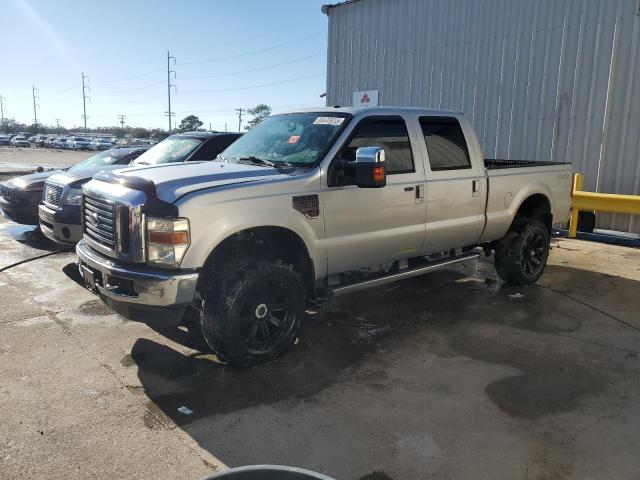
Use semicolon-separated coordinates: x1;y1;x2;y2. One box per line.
568;173;583;238
569;172;640;238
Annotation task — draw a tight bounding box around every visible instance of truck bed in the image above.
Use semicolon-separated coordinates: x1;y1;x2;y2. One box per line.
485;159;570;169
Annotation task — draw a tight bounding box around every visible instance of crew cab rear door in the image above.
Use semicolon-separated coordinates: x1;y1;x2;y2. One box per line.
322;113;428;274
413;115;487;252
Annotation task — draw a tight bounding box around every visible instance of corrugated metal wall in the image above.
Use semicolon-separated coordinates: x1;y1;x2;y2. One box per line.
325;0;640;232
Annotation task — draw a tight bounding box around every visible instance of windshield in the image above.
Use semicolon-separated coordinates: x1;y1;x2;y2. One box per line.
68;149;130;171
219;112;349;166
131;136;202;165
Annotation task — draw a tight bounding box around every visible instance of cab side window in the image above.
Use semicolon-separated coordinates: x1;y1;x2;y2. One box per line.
420;117;471;171
191;136;236;161
341;117;414;174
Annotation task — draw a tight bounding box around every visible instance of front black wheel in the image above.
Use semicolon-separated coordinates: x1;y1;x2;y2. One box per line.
200;260;305;367
494;217;550;285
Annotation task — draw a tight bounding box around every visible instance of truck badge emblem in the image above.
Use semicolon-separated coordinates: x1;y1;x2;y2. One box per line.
87;211;100;227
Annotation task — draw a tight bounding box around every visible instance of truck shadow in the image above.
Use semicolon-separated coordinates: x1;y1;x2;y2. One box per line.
129;260;640;424
127;261;640;474
2;223;61;251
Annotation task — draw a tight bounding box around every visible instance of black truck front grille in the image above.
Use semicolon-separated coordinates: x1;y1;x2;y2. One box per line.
43;183;64;207
0;183;14;202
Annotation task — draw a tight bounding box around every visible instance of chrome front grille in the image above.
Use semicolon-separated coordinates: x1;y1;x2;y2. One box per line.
43;183;64;207
0;183;14;202
83;193;116;250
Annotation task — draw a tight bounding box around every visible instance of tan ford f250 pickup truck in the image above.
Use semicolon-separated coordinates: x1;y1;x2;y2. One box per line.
76;107;572;366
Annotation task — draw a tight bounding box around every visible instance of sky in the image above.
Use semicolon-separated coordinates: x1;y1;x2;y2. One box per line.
0;0;332;132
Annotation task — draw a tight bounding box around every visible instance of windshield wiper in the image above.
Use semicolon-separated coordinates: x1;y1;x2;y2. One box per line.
235;156;277;168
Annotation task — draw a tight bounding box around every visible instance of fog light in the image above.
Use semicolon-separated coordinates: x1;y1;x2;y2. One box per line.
62;227;70;238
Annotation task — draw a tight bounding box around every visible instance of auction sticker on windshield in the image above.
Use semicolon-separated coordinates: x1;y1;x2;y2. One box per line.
313;117;345;126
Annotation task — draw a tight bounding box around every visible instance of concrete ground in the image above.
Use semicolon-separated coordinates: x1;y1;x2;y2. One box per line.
0;146;88;170
1;215;639;480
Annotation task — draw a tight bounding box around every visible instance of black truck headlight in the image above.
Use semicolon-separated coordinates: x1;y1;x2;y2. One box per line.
146;217;190;267
63;187;82;205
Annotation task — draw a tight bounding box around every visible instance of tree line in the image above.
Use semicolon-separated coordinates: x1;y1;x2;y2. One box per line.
0;104;272;137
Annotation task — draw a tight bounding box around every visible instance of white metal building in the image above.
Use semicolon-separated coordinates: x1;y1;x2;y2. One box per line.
323;0;640;233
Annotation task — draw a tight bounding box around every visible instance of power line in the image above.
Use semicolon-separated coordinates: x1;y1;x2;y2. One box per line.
177;53;323;81
91;94;166;106
177;33;323;66
91;68;165;85
179;72;325;95
46;94;84;103
93;81;166;95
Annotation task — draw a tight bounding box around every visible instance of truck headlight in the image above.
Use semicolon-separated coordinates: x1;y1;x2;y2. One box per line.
63;187;82;205
146;217;190;267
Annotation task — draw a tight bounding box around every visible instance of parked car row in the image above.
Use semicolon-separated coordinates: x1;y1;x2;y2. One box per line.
45;135;115;150
0;131;241;235
1;107;573;368
0;133;120;150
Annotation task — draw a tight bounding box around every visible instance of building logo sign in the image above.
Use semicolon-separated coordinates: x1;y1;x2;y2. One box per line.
353;90;379;107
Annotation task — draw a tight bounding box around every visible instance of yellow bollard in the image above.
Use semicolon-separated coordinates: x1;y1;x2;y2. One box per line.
568;173;583;238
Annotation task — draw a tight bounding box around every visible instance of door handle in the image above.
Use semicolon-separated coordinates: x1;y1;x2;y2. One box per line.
472;180;480;197
404;186;414;192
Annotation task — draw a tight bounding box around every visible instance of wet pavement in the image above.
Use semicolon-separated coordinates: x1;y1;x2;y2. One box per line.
0;219;639;480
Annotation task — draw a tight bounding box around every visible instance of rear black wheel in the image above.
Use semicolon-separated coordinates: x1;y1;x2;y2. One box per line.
494;216;550;285
200;260;305;367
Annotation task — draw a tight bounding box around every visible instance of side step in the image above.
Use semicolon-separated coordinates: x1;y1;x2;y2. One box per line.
329;251;480;297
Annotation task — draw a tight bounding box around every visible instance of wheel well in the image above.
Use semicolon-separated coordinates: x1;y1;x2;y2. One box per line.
200;227;315;298
515;194;552;231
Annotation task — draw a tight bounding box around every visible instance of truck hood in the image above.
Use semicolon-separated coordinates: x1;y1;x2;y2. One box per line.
109;161;293;203
48;164;126;187
5;169;63;191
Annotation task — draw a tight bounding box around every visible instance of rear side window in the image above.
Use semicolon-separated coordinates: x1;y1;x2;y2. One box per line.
191;136;240;161
342;117;414;174
420;117;471;171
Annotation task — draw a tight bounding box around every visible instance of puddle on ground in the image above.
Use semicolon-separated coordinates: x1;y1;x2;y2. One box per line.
486;370;605;419
78;299;114;316
129;260;633;425
2;224;59;251
358;472;395;480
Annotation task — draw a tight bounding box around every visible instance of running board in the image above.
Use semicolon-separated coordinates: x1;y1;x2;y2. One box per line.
329;251;480;297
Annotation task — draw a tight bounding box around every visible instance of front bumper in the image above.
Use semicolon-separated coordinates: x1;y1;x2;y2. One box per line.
76;240;199;307
0;193;40;225
39;203;82;244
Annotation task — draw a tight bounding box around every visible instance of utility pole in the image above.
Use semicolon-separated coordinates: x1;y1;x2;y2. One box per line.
32;86;40;131
81;72;90;134
166;50;176;132
117;114;126;136
55;118;61;133
224;122;227;132
235;108;244;132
